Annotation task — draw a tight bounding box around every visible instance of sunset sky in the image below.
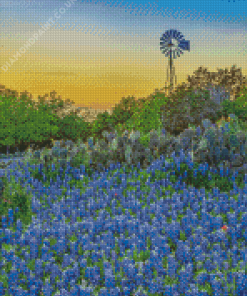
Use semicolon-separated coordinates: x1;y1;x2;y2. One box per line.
0;0;246;110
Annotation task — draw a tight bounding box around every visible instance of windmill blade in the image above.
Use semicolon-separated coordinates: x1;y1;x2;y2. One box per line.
160;41;168;47
164;29;175;39
175;31;184;41
177;48;184;55
164;51;171;57
167;50;173;57
178;40;190;51
160;35;168;42
173;30;179;38
161;48;170;56
161;47;172;56
170;29;176;37
171;29;179;37
166;30;172;38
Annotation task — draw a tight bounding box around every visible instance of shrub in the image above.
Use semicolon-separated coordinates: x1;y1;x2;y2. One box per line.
89;111;117;142
53;112;92;144
0;176;34;229
110;95;143;127
219;86;247;127
121;93;167;136
168;160;246;194
159;87;226;136
34;94;67;114
0;94;60;153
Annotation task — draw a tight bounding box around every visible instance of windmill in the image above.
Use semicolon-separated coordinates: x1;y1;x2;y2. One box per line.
160;29;190;96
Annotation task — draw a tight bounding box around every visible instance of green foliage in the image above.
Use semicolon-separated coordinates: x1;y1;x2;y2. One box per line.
0;94;60;149
86;95;148;142
159;87;225;136
53;112;92;144
220;86;247;123
34;95;66;114
113;122;128;137
68;149;91;169
122;93;168;136
27;161;68;187
27;149;96;186
139;133;152;149
0;176;34;229
168;161;246;194
89;111;117;140
224;114;246;135
68;151;97;178
110;95;143;127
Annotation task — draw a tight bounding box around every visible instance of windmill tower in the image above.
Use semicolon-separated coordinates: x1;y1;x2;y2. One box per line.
160;29;190;96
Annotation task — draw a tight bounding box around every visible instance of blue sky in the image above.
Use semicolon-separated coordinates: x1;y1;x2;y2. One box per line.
0;0;246;110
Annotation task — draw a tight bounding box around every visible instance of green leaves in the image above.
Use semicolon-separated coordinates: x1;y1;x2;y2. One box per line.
0;96;61;150
123;96;165;136
89;111;116;140
220;89;247;123
0;177;35;229
56;112;91;143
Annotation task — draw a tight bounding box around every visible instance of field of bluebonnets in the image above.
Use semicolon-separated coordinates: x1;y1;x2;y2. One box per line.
1;81;247;296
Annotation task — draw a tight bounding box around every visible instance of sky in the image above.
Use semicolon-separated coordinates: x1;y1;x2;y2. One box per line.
0;0;246;110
